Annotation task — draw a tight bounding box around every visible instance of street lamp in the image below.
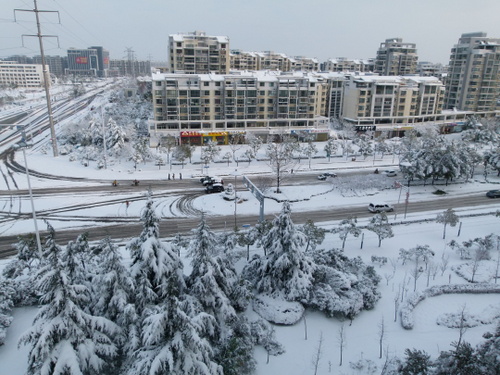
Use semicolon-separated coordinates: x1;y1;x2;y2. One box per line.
231;169;240;230
13;137;43;256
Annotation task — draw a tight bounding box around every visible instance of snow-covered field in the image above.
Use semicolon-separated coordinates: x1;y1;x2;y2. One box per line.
1;144;500;374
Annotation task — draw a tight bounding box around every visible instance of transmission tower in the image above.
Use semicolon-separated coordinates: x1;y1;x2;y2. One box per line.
14;0;60;157
124;47;136;78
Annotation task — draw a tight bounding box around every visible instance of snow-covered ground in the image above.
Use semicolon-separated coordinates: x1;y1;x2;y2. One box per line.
1;141;500;374
1;83;500;374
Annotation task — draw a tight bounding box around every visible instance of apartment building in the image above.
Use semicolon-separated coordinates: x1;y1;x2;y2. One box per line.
444;32;500;112
342;75;444;126
0;61;48;88
109;59;151;77
374;38;418;76
32;55;66;77
150;71;330;145
322;58;374;73
290;56;320;72
168;31;230;74
230;50;259;71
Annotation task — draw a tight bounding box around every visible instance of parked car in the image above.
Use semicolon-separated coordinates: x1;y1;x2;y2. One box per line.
317;172;337;180
486;190;500;198
368;203;394;213
205;183;225;194
382;170;397;177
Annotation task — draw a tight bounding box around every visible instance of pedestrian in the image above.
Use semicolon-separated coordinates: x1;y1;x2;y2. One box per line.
172;173;175;180
125;200;130;208
291;169;293;174
168;173;170;180
179;173;182;180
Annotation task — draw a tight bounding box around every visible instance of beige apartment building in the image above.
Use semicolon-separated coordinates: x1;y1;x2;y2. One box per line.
230;51;319;72
374;38;418;76
444;32;500;112
168;31;230;74
322;58;374;73
0;61;48;88
342;75;445;126
150;71;330;145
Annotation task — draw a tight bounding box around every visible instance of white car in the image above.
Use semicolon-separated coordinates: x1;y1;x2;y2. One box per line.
383;170;398;177
368;203;394;213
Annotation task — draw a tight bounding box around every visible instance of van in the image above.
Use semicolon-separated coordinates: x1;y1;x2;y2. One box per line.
368;203;394;213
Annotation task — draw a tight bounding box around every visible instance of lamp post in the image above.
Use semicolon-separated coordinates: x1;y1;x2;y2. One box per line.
14;137;43;256
232;169;240;230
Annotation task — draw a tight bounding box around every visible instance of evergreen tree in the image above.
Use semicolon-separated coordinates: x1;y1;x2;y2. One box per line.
186;215;239;337
0;278;15;346
476;323;500;375
243;202;314;302
19;225;119;375
300;219;326;252
399;348;431;375
433;342;481;375
332;216;362;250
308;248;381;319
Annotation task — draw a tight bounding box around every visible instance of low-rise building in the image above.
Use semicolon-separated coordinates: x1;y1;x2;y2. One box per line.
0;61;48;87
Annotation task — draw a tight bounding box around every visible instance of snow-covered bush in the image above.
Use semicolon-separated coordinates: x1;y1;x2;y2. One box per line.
400;283;500;330
0;278;15;345
307;248;381;319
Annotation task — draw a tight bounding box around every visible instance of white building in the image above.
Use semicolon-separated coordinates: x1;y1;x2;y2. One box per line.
0;61;48;88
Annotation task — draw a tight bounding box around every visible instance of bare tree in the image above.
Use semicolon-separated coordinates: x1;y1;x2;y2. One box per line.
265;134;297;193
228;133;244;166
311;332;324;375
410;260;424;292
378;317;385;359
425;261;437;287
440;252;450;276
436;208;460;239
332;216;362;250
456;304;468;350
470;246;490;282
338;324;346;366
394;290;400;322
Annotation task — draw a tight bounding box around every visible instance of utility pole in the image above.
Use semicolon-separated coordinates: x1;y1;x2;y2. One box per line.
15;0;60;157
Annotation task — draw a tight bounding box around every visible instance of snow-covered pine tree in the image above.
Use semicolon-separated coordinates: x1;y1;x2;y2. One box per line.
0;278;15;345
186;214;240;336
126;199;222;374
19;224;120;375
243;201;315;302
63;232;90;286
2;234;41;306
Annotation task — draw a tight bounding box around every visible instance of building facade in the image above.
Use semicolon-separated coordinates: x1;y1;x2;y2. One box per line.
66;47;109;77
342;75;445;126
109;59;151;77
322;58;374;73
0;61;48;88
444;32;500;112
374;38;418;76
32;55;66;77
168;31;230;74
150;71;330;145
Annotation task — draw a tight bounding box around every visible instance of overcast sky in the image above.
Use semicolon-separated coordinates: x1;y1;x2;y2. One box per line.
1;0;499;65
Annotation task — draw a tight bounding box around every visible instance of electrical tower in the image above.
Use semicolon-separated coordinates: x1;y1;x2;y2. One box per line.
14;0;60;157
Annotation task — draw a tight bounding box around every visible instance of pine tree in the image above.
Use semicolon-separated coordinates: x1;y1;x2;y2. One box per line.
127;198;185;314
400;348;431;375
19;225;119;375
243;202;314;302
0;278;15;345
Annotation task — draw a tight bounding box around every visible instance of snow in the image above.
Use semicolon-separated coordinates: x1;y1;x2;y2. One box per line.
1;84;500;374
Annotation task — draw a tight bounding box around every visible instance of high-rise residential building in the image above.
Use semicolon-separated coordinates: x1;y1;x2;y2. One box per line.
230;50;259;71
290;56;319;72
66;47;109;77
374;38;418;76
149;71;330;144
0;61;48;87
168;31;230;74
444;32;500;112
255;51;291;72
109;59;151;77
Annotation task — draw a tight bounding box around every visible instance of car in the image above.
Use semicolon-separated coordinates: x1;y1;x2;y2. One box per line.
368;203;394;213
201;176;223;186
317;172;337;180
205;183;224;194
486;190;500;198
382;170;398;177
